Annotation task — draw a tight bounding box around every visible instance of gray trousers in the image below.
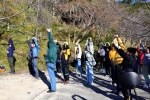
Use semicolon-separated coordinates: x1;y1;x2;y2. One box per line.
142;65;150;85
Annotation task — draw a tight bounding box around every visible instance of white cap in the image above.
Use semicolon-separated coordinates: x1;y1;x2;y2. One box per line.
64;42;68;45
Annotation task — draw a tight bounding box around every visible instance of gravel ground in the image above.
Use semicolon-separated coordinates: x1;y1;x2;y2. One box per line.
0;70;150;100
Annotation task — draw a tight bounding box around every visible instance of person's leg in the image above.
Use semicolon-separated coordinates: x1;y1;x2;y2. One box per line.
104;61;108;75
99;56;102;70
78;59;82;77
47;63;56;91
86;61;89;83
129;89;132;100
56;59;61;73
107;61;111;75
13;57;16;73
57;59;62;73
101;56;105;70
75;61;78;75
115;66;120;93
65;65;69;82
142;65;150;85
139;64;142;74
105;60;111;76
122;87;131;100
8;57;14;73
88;63;93;85
110;61;116;84
56;60;59;73
32;59;39;78
29;57;34;75
62;66;66;82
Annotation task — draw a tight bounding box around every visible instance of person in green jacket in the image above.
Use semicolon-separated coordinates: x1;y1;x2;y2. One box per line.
44;28;58;93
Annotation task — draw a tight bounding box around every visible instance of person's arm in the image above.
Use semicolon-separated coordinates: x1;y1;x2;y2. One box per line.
47;29;54;45
139;39;146;53
140;43;146;53
117;49;133;61
74;46;77;58
32;37;40;50
27;40;31;48
89;38;94;55
117;38;126;51
85;39;89;47
78;44;82;58
113;37;132;61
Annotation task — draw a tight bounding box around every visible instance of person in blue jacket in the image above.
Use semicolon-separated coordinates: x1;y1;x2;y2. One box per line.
44;28;58;92
7;38;15;74
28;37;40;79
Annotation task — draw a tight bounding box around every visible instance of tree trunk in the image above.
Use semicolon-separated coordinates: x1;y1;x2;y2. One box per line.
35;0;39;37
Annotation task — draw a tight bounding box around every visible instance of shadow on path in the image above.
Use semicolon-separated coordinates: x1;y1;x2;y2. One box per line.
68;70;123;100
39;70;50;89
44;68;148;100
55;71;64;83
72;94;87;100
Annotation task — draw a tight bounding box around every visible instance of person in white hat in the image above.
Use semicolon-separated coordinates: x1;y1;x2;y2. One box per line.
74;41;82;77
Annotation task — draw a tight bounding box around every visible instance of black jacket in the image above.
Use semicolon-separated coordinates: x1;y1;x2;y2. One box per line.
117;49;136;72
61;53;69;66
56;42;62;60
104;46;110;61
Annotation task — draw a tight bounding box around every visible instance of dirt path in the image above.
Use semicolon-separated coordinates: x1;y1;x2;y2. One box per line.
0;71;150;100
0;72;48;100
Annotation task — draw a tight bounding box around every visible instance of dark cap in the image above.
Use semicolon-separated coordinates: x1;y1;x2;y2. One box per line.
127;47;137;54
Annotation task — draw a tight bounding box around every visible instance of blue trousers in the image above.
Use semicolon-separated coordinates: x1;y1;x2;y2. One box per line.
32;58;39;78
56;59;61;73
75;59;82;76
86;61;93;84
47;63;56;90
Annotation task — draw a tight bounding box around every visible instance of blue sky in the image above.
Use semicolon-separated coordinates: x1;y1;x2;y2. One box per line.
115;0;150;2
147;0;150;2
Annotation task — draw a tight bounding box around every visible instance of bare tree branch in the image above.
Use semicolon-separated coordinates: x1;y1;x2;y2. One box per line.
110;2;150;28
0;0;36;20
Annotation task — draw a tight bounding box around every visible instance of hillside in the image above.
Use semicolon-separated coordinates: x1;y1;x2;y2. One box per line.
0;0;150;73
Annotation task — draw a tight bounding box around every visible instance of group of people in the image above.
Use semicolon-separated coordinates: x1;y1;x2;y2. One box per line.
28;29;71;92
97;35;150;100
74;37;96;85
26;29;96;92
6;30;150;100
